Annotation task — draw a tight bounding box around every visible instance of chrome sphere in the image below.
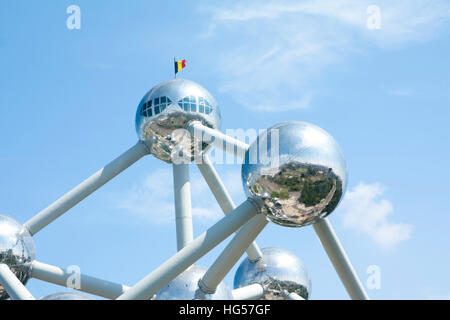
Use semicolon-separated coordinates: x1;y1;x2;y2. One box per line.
0;214;36;300
153;265;232;300
234;247;311;300
135;78;222;163
242;121;347;227
39;292;94;300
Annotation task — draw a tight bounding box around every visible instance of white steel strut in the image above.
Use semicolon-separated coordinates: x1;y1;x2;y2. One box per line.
10;124;368;300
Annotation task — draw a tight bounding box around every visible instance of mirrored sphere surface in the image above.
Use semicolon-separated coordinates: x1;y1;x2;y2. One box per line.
234;247;311;300
242;121;347;227
39;292;94;300
0;214;36;300
135;78;221;163
153;265;232;300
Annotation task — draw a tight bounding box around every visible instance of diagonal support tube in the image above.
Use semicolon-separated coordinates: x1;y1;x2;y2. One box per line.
117;197;262;300
173;163;194;250
231;283;264;300
284;291;305;300
198;214;268;294
24;141;150;235
187;121;248;160
0;264;35;300
313;218;369;300
31;261;129;299
197;154;262;262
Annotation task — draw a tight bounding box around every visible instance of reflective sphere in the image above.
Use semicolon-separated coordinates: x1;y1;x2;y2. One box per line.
0;214;36;300
39;292;94;300
242;121;347;227
153;265;232;300
234;247;311;300
135;78;222;163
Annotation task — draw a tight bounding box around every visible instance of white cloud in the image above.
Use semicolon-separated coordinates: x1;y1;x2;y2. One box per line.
115;166;244;225
338;182;414;249
199;0;450;112
115;168;175;224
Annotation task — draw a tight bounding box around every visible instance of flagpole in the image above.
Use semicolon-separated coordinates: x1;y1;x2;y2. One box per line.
174;57;177;79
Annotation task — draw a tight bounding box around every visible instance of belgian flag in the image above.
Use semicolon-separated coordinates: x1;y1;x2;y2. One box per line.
174;59;186;75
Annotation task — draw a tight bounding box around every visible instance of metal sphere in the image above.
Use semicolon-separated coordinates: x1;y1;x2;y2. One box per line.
39;292;94;300
153;265;232;300
241;121;347;227
0;214;36;300
135;78;222;163
234;247;311;300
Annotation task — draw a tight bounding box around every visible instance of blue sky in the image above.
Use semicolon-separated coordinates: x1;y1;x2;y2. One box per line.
0;0;449;299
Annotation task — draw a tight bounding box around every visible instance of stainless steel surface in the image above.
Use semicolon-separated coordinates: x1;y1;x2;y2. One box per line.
242;121;347;227
186;121;248;160
0;214;36;300
199;214;268;293
197;154;262;262
0;264;35;300
117;198;261;300
136;78;221;163
153;265;231;300
234;247;311;300
39;292;94;300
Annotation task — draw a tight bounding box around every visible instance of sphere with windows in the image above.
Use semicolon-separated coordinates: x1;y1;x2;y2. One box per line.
135;79;222;163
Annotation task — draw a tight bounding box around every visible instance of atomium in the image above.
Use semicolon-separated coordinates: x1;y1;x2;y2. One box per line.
0;214;36;300
39;292;94;300
242;121;347;227
135;78;221;163
234;247;311;300
0;77;368;301
153;265;232;300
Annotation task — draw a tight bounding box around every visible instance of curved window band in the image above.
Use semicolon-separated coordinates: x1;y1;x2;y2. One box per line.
177;96;213;115
140;96;172;117
140;95;213;118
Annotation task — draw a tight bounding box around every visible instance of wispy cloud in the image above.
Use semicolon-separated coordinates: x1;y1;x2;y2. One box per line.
338;182;414;249
199;0;450;112
115;168;175;224
115;166;243;225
